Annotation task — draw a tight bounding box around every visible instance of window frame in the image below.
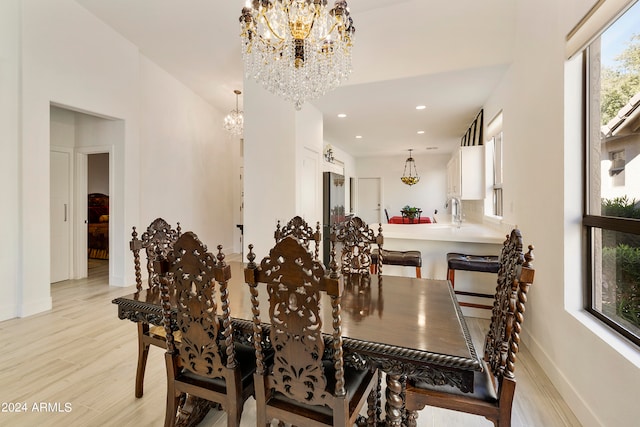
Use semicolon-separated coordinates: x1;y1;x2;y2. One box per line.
484;113;504;220
583;25;640;347
491;131;504;218
584;215;640;347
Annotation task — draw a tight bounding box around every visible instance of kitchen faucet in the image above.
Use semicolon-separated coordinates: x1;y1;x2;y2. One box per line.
448;196;462;227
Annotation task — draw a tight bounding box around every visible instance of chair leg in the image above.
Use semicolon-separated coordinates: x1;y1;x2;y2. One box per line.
164;353;180;427
226;369;243;427
135;322;150;398
415;267;422;279
495;376;516;427
254;374;269;427
227;408;241;427
447;268;455;287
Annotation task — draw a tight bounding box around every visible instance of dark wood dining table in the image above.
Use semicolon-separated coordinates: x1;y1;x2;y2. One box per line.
113;272;482;426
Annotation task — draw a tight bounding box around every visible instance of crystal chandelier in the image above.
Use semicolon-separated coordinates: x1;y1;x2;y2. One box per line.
401;149;420;186
239;0;355;110
223;89;244;136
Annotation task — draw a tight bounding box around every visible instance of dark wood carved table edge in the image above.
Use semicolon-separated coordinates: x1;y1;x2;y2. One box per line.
112;278;483;426
113;297;481;389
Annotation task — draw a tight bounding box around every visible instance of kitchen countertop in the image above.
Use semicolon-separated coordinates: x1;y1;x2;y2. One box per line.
377;222;506;245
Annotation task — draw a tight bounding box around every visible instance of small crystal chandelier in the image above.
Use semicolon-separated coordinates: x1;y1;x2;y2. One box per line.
223;89;244;136
239;0;355;110
401;149;420;186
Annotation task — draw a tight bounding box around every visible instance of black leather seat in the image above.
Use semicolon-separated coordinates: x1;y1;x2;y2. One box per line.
446;252;499;310
447;253;499;274
371;248;422;278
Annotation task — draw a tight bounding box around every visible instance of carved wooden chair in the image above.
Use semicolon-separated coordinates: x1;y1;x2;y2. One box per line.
159;232;256;427
331;216;383;276
405;228;535;427
245;236;380;427
274;215;321;259
129;218;181;398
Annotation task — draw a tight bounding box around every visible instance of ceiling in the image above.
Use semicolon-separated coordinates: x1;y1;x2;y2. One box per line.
76;0;517;157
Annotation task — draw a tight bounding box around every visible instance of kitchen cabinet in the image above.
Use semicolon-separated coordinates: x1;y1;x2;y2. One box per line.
447;145;484;200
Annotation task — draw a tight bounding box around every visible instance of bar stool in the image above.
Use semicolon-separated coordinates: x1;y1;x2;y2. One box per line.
446;252;499;310
371;248;422;278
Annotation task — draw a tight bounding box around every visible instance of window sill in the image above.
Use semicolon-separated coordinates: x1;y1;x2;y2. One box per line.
568;308;640;368
483;214;503;225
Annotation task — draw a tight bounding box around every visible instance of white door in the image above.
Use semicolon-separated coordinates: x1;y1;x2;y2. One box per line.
357;178;381;225
51;150;71;283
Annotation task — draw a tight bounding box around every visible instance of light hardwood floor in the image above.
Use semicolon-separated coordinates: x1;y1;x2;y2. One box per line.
0;259;581;427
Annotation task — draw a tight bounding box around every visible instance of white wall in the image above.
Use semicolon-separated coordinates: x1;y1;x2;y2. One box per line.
138;56;235;252
20;0;141;313
0;0;21;320
6;0;237;320
243;79;297;260
295;105;323;225
243;79;328;261
50;107;76;149
484;1;640;426
355;152;450;221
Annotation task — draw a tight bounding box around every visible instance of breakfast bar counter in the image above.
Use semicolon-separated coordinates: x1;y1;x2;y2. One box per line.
380;222;506;245
376;222;506;317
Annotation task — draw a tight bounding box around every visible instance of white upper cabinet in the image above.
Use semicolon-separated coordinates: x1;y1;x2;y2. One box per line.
447;146;484;200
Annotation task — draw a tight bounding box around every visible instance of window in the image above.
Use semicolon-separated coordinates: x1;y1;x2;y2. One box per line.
485;112;503;218
491;132;504;217
583;0;640;346
609;150;625;174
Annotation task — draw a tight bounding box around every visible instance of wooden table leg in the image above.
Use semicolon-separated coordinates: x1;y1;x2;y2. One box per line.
175;394;215;427
406;410;418;427
384;374;404;427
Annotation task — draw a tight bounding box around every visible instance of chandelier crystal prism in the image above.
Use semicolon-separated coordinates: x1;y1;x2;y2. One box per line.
401;149;420;186
223;89;244;136
239;0;355;110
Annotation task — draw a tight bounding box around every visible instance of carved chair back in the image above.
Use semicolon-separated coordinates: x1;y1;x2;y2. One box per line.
160;231;236;376
274;215;321;260
245;236;346;406
130;218;181;292
404;230;534;426
484;228;535;383
128;218;181;398
331;216;383;275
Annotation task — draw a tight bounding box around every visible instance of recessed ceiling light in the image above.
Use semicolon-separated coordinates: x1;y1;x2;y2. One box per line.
416;105;426;110
417;130;425;134
355;135;363;139
337;113;347;118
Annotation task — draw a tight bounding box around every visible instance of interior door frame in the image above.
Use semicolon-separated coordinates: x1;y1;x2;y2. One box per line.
50;146;74;282
356;177;383;225
75;145;113;280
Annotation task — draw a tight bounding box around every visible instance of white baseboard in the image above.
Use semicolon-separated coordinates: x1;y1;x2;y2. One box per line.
0;304;18;321
20;296;52;317
523;329;601;427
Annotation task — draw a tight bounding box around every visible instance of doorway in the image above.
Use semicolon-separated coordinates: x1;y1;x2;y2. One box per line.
357;178;382;225
50;105;119;285
87;154;109;275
